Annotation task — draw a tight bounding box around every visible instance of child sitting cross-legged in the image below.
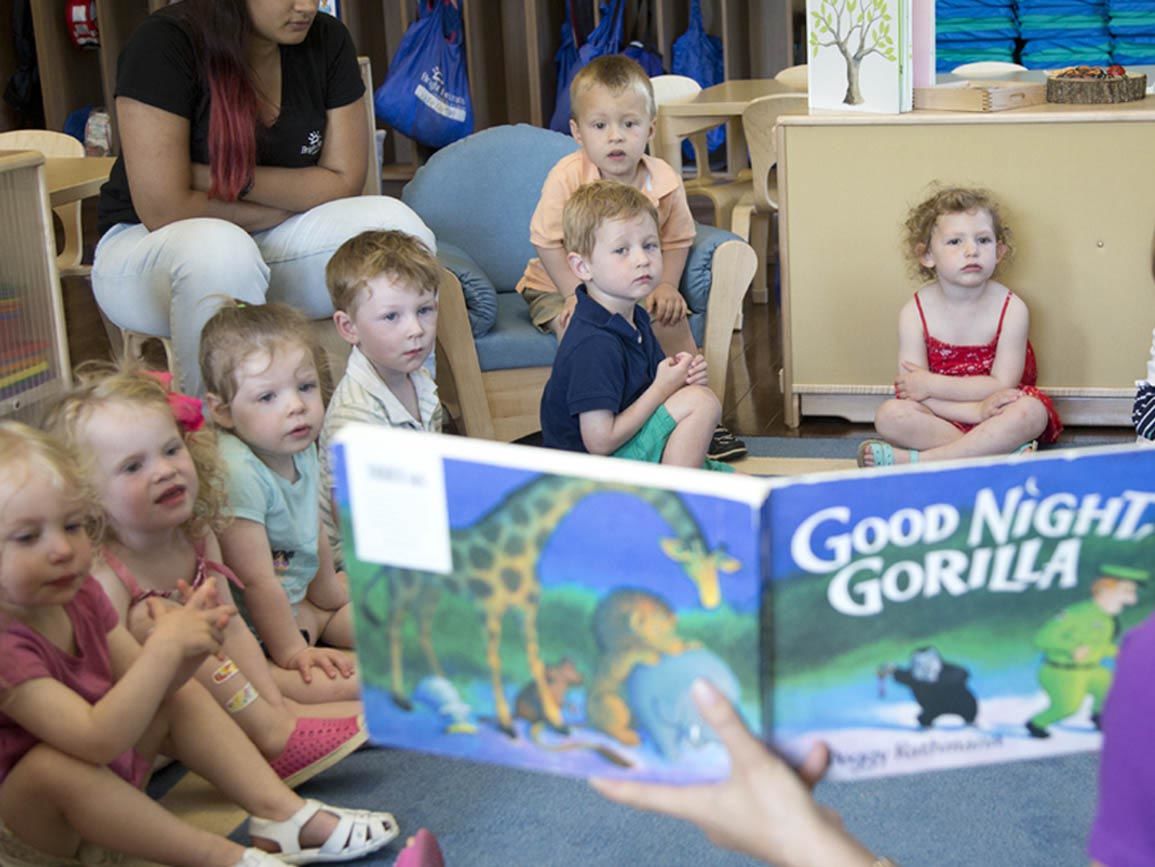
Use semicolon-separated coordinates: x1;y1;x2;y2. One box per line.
517;54;745;462
318;229;443;563
540;180;732;473
0;421;397;866
45;363;366;788
199;303;359;697
859;186;1062;467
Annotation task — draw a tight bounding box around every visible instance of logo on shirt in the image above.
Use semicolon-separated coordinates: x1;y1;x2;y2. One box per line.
301;130;323;156
431;66;444;88
271;549;296;576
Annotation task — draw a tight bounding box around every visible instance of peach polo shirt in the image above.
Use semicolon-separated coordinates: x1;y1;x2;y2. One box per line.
515;150;696;295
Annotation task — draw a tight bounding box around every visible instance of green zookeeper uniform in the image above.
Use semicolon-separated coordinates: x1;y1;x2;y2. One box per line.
1029;599;1119;730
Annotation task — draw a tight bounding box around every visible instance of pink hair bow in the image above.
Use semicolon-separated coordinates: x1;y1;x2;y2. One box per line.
143;370;205;433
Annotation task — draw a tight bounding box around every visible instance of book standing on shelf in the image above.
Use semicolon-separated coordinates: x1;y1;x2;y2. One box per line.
332;425;1155;783
807;0;935;113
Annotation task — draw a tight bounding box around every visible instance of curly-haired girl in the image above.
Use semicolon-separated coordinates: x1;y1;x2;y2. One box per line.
859;186;1061;466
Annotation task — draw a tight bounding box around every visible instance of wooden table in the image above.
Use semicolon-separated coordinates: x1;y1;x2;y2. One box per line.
653;78;796;177
776;96;1155;429
44;155;115;207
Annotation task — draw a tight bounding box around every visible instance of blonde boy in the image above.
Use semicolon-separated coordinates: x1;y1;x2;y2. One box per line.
540;181;730;473
319;230;444;561
518;55;745;462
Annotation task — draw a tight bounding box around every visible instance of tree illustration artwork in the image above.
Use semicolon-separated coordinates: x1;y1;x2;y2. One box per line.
809;0;898;105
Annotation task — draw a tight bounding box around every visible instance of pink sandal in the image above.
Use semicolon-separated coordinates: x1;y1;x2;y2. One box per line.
270;715;368;788
396;829;444;867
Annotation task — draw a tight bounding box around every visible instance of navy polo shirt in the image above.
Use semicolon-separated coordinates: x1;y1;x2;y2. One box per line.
540;286;664;452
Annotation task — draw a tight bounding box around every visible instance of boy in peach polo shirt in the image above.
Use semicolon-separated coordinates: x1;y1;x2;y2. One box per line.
517;54;745;461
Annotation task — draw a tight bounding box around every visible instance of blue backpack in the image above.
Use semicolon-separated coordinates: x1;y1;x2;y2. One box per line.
672;0;725;156
374;0;474;149
549;0;627;132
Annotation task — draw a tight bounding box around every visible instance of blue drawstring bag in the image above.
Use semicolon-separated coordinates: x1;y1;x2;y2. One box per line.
549;1;583;131
374;0;473;149
672;0;725;157
550;0;627;132
623;0;664;76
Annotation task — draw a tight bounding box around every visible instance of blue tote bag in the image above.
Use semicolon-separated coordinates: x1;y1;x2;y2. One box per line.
375;0;473;149
623;0;665;76
672;0;725;156
549;0;627;132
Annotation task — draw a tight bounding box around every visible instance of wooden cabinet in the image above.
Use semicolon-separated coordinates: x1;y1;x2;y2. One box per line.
0;150;71;422
25;1;794;177
777;100;1155;428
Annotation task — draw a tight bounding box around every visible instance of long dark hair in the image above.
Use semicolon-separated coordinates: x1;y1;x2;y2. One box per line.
180;0;258;202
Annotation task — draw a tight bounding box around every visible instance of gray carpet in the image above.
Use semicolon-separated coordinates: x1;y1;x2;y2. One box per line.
270;744;1097;866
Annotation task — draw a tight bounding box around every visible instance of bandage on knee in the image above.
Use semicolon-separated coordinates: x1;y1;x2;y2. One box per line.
225;682;258;714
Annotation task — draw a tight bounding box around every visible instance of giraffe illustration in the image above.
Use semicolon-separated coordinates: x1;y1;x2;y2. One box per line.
375;474;741;737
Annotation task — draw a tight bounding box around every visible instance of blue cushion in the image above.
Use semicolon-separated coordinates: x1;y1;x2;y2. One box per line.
403;125;580;292
437;241;497;338
475;293;559;372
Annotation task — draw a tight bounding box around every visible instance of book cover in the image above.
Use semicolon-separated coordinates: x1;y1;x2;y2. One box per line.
807;0;913;112
766;446;1155;780
334;425;1155;783
333;425;769;783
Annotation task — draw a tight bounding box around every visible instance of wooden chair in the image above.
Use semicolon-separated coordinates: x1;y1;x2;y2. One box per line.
0;129;130;361
729;93;808;304
0;130;90;279
403;123;756;442
774;64;809;91
650;74;750;231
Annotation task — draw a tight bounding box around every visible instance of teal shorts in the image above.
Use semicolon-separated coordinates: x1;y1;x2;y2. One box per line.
613;405;734;473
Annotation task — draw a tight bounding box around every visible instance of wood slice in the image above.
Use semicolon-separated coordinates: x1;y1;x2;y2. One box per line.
1046;73;1148;104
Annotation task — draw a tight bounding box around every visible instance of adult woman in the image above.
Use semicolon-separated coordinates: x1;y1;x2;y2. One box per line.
93;0;434;393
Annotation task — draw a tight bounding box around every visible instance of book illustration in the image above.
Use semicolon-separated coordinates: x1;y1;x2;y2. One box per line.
809;0;899;106
336;426;1155;783
768;449;1155;779
337;443;761;783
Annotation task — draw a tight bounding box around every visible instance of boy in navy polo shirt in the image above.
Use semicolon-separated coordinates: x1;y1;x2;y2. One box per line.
540;181;732;472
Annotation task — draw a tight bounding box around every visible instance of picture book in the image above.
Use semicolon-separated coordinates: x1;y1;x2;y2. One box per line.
332;425;1155;783
808;0;910;112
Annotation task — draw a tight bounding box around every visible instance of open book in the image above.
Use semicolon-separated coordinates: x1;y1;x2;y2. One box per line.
332;425;1155;782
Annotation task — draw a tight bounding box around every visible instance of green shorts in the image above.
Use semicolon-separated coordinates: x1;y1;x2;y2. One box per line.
613;405;734;473
521;287;567;332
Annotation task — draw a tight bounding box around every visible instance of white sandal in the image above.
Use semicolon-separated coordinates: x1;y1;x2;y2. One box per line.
248;799;399;864
235;849;287;867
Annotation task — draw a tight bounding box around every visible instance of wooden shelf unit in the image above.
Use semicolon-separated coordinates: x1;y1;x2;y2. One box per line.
0;150;71;423
24;1;794;174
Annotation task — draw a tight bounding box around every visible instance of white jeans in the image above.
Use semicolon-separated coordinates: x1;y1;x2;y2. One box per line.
92;196;435;393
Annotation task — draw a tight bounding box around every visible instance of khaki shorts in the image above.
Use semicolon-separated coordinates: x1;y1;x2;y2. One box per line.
614;405;734;473
521;287;567;332
0;820;122;867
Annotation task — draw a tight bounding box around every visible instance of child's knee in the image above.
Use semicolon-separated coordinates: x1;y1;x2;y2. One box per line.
665;385;720;423
874;398;914;433
1005;395;1049;436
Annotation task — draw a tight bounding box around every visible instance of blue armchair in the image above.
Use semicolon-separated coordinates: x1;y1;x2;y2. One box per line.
404;124;755;441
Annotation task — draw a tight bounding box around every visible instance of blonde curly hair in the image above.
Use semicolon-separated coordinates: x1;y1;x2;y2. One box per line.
43;362;230;541
903;186;1014;282
0;421;103;544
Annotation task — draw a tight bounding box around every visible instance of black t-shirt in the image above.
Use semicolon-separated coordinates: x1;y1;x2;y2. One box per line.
97;6;364;234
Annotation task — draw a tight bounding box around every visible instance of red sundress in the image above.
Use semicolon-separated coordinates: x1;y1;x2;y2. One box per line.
915;290;1062;443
